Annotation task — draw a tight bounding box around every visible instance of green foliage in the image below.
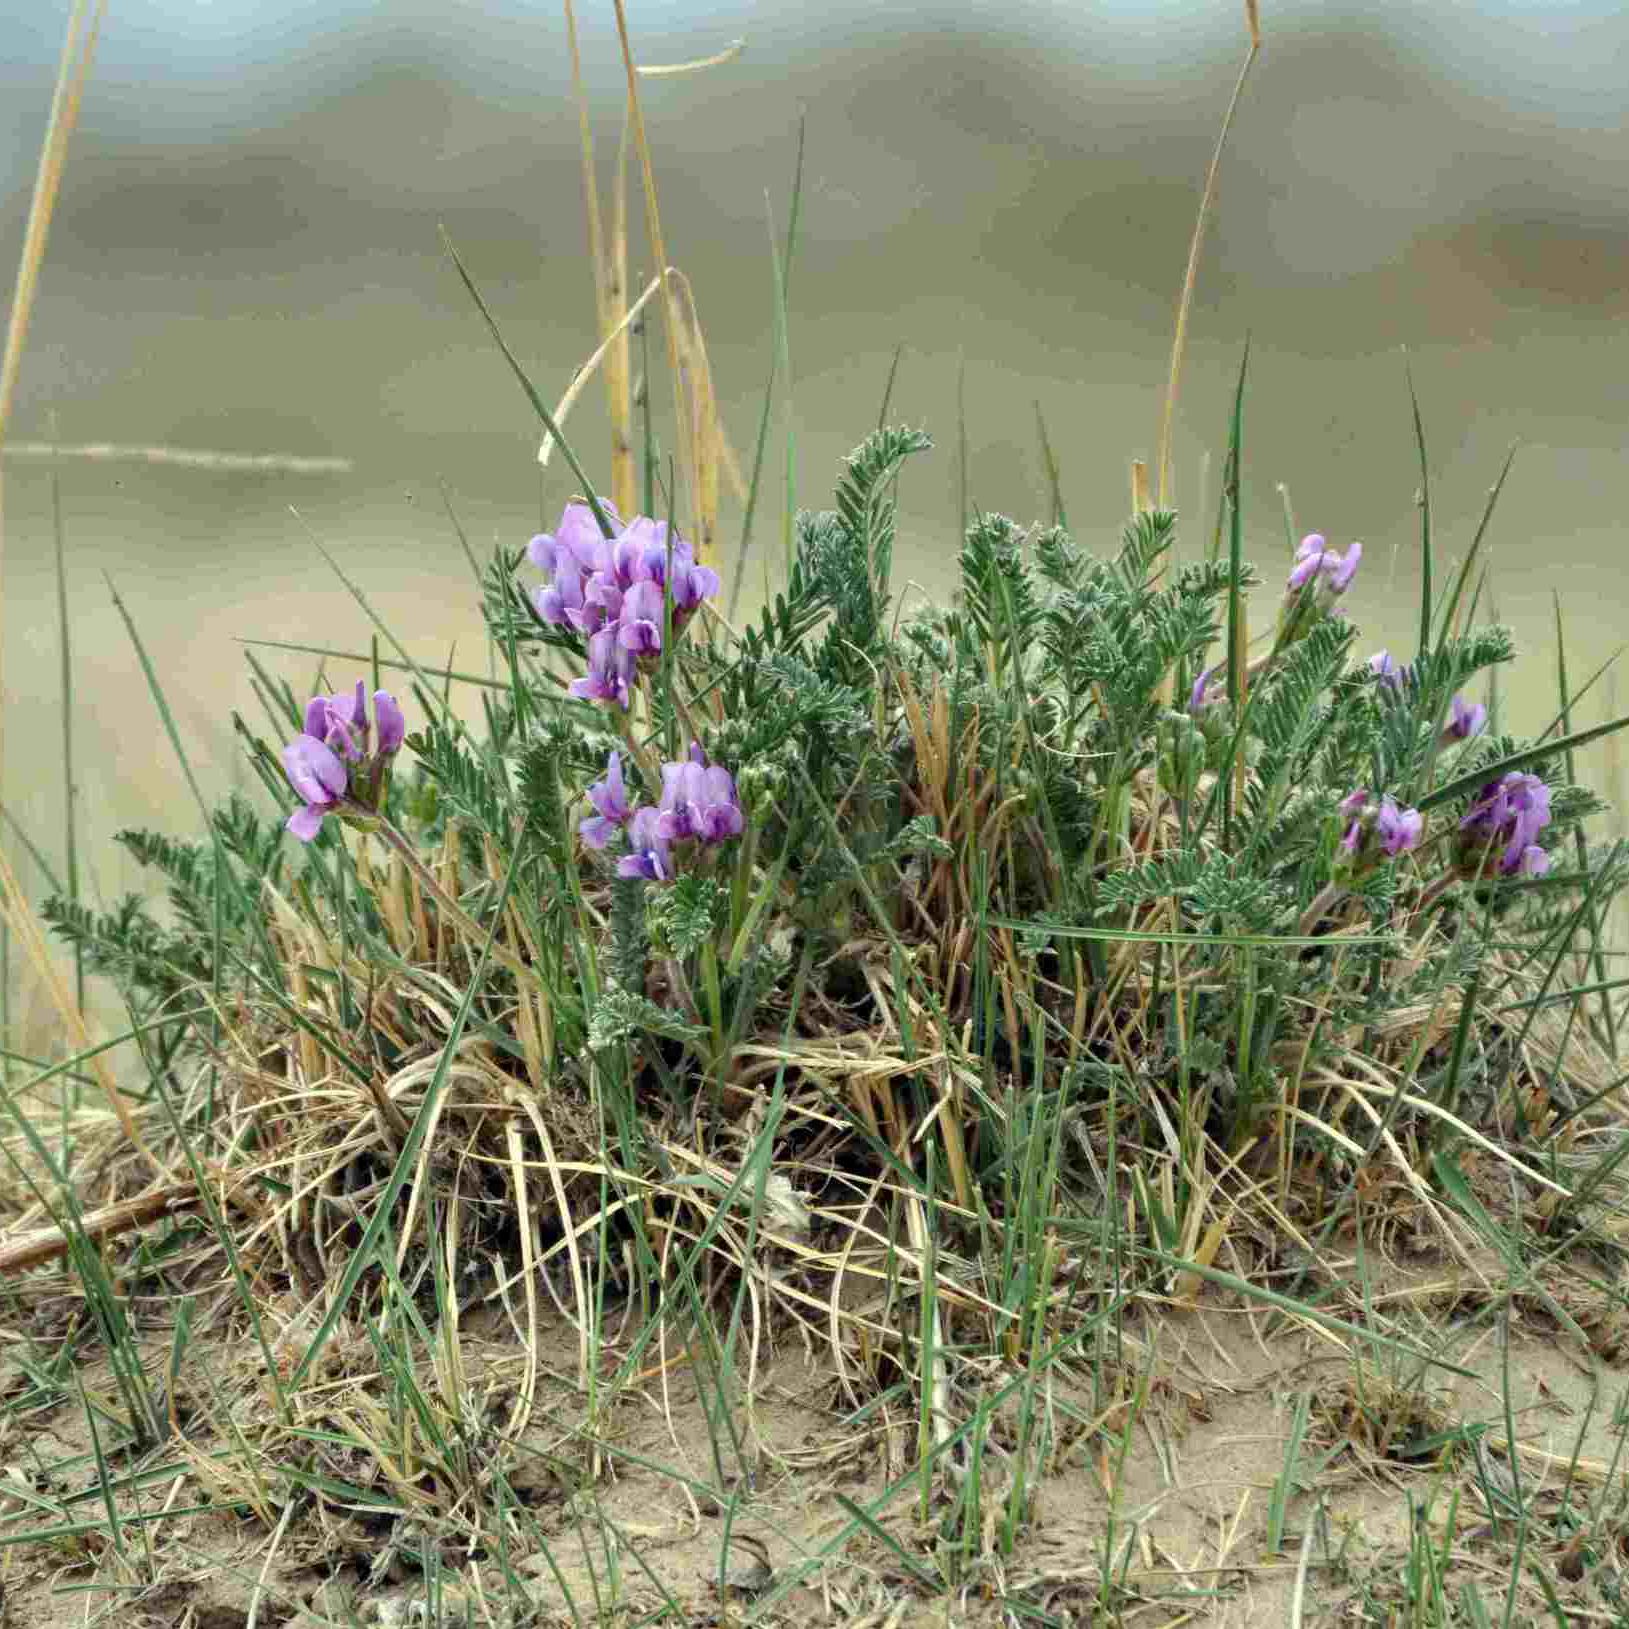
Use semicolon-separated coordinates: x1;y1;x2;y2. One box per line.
652;877;723;959
587;986;707;1053
804;426;933;681
40;893;198;1013
961;512;1042;682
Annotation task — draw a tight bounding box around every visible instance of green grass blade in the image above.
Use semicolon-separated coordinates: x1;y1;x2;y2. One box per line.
1406;358;1432;663
49;459;81;1008
238;638;508;692
438;227;617;541
1434;442;1517;646
1417;712;1629;812
876;344;905;433
286;814;530;1391
1034;399;1067;530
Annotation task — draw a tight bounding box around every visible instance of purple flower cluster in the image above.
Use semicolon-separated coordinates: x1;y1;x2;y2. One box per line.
1276;531;1362;654
579;744;744;882
282;681;405;841
1337;787;1424;863
1288;533;1362;599
528;501;720;710
1458;771;1552;879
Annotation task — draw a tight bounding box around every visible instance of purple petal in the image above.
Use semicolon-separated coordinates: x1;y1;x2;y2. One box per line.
619;618;663;655
1448;695;1487;740
580;813;618;850
374;691;405;755
587;751;629;825
618;808;672;880
1286;553;1323;592
287;804;326;842
1376;798;1423;856
674;562;720;611
582;573;623;622
558;499;618;564
702;802;744;843
1369;650;1402;688
616;582;666;649
1328;542;1362;593
1517;845;1551;878
303;696;328;738
283;734;348;805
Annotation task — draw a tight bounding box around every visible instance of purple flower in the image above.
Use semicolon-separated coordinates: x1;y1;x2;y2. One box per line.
619;517;677;586
580;751;632;849
1517;845;1551;879
657;759;744;846
569;627;638;710
1369;650;1403;689
580;571;624;631
375;692;405;756
1459;771;1552;876
1287;533;1362;598
617;579;667;654
1375;797;1424;856
1444;694;1487;742
617;807;673;882
669;552;722;615
1189;666;1217;714
528;500;619;576
529;501;719;705
305;680;370;760
283;682;405;841
1334;787;1423;871
536;557;588;630
282;735;349;842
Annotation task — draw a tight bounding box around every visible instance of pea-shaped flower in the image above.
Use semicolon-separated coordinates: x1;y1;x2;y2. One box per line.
1442;694;1487;743
1278;532;1361;653
282;682;405;841
1334;787;1423;880
579;751;633;849
657;747;745;845
1457;771;1552;878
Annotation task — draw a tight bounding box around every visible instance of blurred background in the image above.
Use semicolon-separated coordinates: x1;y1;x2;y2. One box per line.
2;0;1627;915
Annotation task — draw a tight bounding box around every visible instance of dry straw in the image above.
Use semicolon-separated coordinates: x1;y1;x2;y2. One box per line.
0;0;157;1168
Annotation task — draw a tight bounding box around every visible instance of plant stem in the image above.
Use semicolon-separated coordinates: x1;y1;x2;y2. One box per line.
1297;882;1345;936
368;817;533;984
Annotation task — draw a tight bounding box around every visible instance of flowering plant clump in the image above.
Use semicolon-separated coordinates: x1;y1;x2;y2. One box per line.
44;412;1625;1569
281;681;405;840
